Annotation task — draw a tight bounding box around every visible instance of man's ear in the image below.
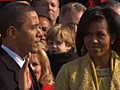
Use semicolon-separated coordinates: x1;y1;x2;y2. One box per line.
7;26;17;39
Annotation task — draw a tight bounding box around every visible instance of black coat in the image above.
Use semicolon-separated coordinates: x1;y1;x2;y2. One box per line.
48;51;79;78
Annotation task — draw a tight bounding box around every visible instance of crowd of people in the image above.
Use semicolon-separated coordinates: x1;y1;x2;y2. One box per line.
0;0;120;90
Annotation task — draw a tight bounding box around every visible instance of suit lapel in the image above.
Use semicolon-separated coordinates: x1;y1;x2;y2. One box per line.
0;47;20;83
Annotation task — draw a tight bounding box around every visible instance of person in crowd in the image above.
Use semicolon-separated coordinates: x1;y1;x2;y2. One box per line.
47;24;79;78
0;2;43;90
30;48;54;90
19;48;54;90
38;14;52;51
59;2;86;32
0;2;11;8
59;0;108;8
31;0;60;25
101;0;120;15
59;0;86;8
55;6;120;90
85;0;108;7
16;0;30;5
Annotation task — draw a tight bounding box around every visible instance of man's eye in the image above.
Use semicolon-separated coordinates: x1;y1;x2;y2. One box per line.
32;25;41;29
51;3;56;7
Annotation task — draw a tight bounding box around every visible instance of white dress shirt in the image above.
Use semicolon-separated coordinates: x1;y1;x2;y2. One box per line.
1;44;25;68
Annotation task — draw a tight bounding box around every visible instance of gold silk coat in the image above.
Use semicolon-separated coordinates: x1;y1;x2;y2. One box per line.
55;51;120;90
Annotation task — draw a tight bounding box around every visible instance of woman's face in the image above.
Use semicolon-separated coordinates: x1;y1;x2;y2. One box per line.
38;16;51;50
84;20;114;58
30;54;42;81
39;17;51;35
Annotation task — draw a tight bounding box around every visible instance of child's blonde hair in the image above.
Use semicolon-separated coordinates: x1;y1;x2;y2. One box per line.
46;24;76;48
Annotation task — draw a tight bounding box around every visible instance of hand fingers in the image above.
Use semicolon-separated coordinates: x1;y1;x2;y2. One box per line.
22;52;31;72
28;52;32;59
22;57;30;72
24;52;32;61
18;52;32;90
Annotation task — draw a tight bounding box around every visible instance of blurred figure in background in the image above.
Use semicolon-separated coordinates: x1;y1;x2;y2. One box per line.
101;0;120;15
47;24;79;78
19;48;54;90
16;0;32;4
38;14;52;51
59;2;86;32
30;48;54;90
32;0;60;25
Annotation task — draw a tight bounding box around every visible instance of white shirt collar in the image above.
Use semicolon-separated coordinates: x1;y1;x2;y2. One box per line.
1;44;25;68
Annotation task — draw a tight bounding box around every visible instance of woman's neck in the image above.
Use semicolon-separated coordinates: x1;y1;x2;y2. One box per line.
91;52;111;69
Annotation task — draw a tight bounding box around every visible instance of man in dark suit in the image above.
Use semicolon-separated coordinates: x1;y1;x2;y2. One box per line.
0;2;43;90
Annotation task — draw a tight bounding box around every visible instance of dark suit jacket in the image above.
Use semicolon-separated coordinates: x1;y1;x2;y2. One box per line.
0;47;20;90
0;47;40;90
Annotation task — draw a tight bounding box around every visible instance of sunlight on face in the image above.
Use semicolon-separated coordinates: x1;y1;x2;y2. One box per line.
48;40;71;54
30;54;42;81
84;20;112;58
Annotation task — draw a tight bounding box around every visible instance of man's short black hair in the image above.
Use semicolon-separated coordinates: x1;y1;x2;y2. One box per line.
0;2;35;37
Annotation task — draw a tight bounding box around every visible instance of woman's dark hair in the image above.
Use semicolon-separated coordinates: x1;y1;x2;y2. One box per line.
76;6;120;56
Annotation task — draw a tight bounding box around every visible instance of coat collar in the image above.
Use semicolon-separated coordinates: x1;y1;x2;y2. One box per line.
0;47;20;84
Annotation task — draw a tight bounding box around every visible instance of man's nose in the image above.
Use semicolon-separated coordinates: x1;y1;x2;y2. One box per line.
48;4;52;10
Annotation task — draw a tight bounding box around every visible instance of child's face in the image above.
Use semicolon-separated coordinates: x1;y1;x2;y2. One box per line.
47;40;71;54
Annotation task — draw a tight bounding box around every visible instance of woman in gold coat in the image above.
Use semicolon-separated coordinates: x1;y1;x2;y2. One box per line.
55;6;120;90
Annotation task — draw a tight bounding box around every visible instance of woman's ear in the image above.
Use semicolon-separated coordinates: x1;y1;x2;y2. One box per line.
111;33;116;44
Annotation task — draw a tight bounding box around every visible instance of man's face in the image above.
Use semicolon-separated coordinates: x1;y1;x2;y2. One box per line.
15;11;43;57
59;11;83;32
34;0;59;24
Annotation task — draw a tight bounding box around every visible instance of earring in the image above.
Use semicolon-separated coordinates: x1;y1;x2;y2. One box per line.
81;45;86;55
111;41;114;44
